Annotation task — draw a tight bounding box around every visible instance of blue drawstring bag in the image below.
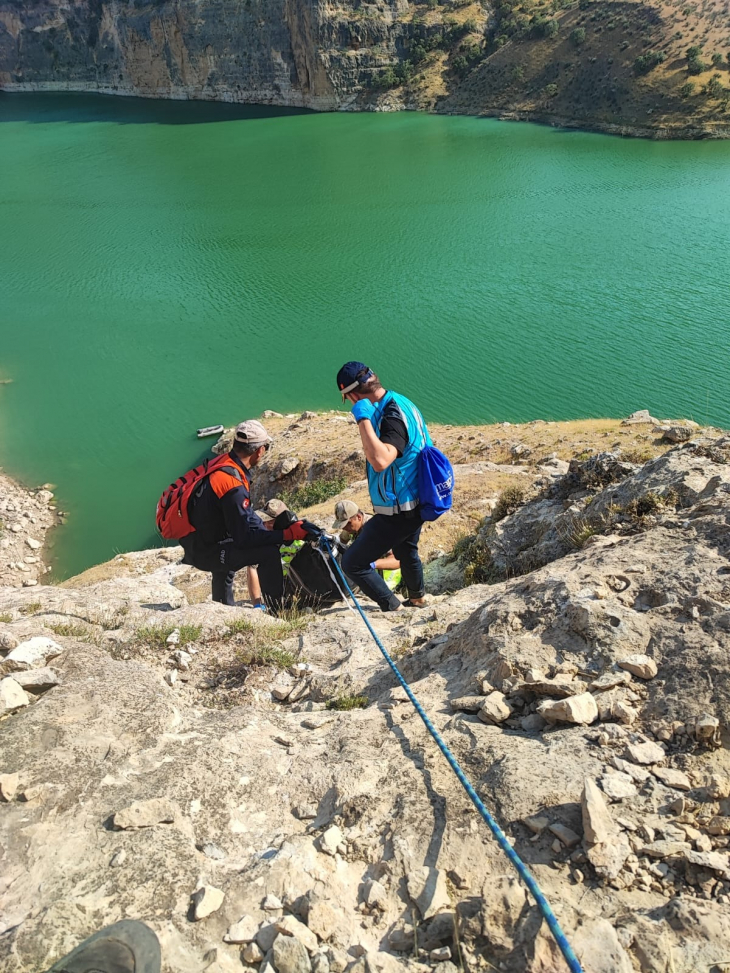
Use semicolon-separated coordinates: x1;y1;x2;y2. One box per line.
411;408;453;521
418;444;454;521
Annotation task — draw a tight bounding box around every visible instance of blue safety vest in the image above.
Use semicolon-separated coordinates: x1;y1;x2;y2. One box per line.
367;391;430;516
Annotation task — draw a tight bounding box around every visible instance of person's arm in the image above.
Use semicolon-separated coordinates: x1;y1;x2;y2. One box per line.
374;554;400;571
358;421;398;472
220;486;285;548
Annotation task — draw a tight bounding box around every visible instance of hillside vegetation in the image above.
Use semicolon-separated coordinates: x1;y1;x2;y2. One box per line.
385;0;730;134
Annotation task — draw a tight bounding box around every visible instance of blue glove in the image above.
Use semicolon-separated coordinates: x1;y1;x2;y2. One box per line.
352;399;375;424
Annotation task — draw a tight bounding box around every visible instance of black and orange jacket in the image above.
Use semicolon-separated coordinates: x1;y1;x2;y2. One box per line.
185;452;285;549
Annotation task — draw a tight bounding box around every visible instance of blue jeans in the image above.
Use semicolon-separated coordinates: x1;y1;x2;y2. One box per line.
341;510;424;611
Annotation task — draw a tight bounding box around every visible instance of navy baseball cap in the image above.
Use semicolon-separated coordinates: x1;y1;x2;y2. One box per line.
336;361;374;399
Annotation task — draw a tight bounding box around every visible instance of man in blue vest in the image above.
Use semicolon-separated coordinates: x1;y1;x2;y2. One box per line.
336;361;428;612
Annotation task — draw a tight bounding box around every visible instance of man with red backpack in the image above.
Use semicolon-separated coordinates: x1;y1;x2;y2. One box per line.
158;420;311;610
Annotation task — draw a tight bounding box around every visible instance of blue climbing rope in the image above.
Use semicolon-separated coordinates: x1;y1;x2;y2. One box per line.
318;535;584;973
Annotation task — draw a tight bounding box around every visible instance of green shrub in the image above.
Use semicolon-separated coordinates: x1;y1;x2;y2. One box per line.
711;52;724;67
492;484;526;522
47;622;92;640
634;51;666;74
545;82;559;96
20;601;42;615
704;73;725;98
570;27;586;45
235;643;297;670
326;694;369;711
280;476;347;510
621;446;654;464
680;80;695;97
0;612;12;624
373;67;398;88
687;45;707;74
562;516;599;549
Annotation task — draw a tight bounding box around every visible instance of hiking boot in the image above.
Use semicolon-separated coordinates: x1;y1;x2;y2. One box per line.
46;919;161;973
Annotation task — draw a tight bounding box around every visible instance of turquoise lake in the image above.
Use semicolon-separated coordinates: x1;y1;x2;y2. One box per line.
1;92;729;577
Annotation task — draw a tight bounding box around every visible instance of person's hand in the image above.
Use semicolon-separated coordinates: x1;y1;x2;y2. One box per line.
351;399;375;424
283;521;309;542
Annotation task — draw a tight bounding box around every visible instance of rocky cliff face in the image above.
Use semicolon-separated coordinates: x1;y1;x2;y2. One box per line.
2;425;730;973
0;0;409;108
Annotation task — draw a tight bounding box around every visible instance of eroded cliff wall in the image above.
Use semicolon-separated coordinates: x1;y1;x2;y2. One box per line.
0;0;409;108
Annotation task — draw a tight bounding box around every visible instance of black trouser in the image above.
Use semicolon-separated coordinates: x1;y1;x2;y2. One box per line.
181;537;283;609
341;509;424;612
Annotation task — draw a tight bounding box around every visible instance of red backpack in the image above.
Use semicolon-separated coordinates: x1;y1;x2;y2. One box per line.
156;454;247;540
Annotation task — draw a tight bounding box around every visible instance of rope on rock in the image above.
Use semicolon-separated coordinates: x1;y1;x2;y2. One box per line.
316;534;584;973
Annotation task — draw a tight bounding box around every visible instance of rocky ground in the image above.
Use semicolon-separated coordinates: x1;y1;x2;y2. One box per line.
2;415;730;973
0;471;59;589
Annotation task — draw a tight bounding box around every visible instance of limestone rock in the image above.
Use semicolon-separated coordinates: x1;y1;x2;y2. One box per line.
624;741;665;765
361;880;387;911
590;671;631;692
272;675;294;701
618;654;658;680
651;766;691;791
656;425;693;443
537;692;598;725
570;918;634;973
113;797;177;829
707;816;730;836
684;850;730;877
306;896;339;941
0;771;20;801
549;823;581;848
478;691;512;724
3;636;63;671
0;631;19;651
264;894;283;910
0;677;31;715
243;942;264;964
480;875;528;950
642;840;690;858
191;884;225;921
407;866;450;920
13;667;60;694
275;915;318;953
388;923;415;952
522;814;549;834
317;825;343;857
622;410;658;426
449;695;484;712
430;947;451;962
706;775;730;800
25;537;42;550
224;915;258;943
582;778;630;880
600;772;637;802
273;933;312;973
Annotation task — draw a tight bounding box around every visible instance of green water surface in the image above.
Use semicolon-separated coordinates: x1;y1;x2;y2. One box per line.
1;93;729;578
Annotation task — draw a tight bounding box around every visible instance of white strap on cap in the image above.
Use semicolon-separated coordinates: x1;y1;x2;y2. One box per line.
340;379;360;396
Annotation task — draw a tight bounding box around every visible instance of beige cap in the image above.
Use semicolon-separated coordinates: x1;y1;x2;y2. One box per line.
256;498;289;523
234;419;273;447
333;499;360;530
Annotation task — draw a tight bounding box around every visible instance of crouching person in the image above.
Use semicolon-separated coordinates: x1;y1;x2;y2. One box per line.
179;421;309;610
333;499;402;593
